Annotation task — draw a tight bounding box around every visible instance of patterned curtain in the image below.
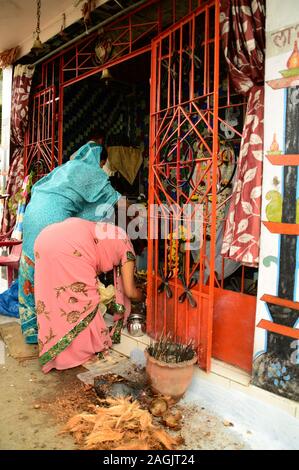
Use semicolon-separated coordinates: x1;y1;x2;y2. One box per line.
1;64;35;234
220;0;265;267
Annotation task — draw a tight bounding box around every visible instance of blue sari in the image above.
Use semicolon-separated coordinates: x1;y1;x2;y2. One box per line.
19;142;121;344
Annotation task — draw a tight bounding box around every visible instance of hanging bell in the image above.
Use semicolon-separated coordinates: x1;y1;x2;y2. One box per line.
100;68;113;86
100;68;113;80
31;37;44;54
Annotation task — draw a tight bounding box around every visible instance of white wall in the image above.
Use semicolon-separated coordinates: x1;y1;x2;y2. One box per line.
254;0;299;358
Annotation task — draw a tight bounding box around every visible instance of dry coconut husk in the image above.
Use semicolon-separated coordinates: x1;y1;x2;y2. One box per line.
63;396;183;450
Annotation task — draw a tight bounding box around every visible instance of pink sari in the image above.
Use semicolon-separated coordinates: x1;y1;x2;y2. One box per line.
34;218;135;373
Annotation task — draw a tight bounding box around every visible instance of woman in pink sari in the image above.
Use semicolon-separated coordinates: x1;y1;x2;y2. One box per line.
34;218;142;373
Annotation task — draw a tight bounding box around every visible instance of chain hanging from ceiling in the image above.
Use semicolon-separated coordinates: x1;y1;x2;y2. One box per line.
31;0;44;54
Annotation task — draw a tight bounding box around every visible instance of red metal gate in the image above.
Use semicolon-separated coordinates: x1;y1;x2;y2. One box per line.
23;0;257;373
25;86;59;179
147;1;219;371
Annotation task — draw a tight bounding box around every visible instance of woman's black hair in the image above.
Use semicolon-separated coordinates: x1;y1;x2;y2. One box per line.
89;129;105;142
130;237;147;256
101;146;108;163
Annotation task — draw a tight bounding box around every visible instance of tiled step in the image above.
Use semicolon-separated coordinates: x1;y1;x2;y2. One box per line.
112;330;299;419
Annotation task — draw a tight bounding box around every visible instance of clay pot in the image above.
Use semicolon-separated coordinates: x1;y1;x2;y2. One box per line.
145;350;197;400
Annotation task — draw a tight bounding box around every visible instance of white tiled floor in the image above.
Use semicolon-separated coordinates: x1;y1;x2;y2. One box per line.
184;372;299;450
111;329;299;448
112;330;299;421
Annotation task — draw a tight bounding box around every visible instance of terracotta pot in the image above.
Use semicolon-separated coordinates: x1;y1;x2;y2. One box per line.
145;350;197;400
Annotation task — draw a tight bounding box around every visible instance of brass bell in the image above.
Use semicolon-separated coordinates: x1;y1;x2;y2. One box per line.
31;37;44;54
100;68;113;80
100;68;113;86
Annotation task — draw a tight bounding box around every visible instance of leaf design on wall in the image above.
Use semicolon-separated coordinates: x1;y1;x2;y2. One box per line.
263;256;278;267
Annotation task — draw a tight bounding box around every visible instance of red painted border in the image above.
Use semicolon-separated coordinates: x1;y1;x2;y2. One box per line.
262;221;299;235
257;319;299;340
266;153;299;166
261;294;299;311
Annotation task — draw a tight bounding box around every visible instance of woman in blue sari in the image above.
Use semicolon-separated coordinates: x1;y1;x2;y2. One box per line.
19;138;121;344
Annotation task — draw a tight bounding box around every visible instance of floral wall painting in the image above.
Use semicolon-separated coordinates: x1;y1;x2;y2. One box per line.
265;191;282;223
265;135;299;225
253;9;299;400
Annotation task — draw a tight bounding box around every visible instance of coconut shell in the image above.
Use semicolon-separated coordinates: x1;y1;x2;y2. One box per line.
149;398;168;416
161;411;182;430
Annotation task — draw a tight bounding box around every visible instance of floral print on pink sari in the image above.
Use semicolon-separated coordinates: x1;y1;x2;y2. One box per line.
34;219;135;373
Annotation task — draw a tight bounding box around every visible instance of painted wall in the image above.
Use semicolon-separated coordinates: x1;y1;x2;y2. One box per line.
253;0;299;401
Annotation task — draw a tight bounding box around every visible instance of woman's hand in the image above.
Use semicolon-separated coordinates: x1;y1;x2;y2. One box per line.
121;261;146;302
132;287;146;303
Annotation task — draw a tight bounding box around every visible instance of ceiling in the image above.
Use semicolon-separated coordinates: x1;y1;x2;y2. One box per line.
15;0;148;64
0;0;114;57
1;0;195;65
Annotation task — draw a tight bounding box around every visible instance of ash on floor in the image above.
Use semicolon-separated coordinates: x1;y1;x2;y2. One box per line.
76;357;247;450
177;403;247;450
0;347;247;450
